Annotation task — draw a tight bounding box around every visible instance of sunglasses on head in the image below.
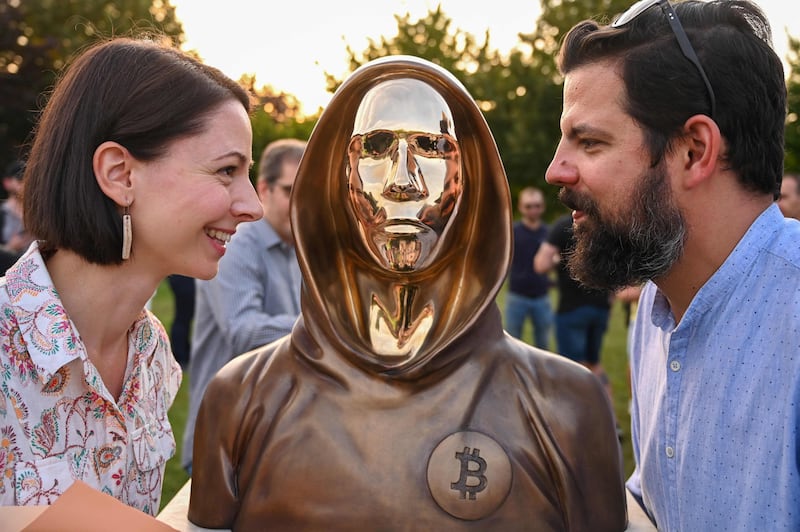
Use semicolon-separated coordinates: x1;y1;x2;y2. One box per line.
612;0;716;118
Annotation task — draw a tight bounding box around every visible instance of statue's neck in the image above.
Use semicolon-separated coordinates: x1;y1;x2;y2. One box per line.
368;283;434;359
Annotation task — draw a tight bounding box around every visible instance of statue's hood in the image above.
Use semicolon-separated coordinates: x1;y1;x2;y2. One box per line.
290;55;512;378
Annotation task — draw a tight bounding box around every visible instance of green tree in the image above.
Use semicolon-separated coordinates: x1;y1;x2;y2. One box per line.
0;0;183;169
241;74;317;179
508;0;631;219
785;35;800;172
324;7;489;95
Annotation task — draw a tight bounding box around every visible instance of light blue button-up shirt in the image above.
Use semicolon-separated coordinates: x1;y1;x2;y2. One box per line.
627;204;800;531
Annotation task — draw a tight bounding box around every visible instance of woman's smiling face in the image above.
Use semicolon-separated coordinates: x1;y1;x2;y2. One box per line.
129;99;263;280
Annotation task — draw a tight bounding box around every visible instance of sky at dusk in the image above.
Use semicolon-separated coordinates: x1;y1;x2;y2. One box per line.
172;0;800;115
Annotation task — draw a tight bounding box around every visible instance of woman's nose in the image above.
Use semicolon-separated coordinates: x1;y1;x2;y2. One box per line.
233;178;264;222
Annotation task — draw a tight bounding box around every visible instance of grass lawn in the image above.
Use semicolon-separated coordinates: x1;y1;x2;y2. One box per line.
150;281;190;510
153;279;635;510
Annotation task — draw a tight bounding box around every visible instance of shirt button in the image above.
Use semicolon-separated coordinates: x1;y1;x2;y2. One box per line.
670;360;681;372
665;446;675;458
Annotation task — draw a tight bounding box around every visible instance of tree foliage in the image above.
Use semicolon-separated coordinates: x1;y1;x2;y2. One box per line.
240;74;316;179
0;0;183;169
325;7;490;95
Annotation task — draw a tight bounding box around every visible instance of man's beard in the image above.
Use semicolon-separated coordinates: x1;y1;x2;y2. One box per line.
559;162;686;291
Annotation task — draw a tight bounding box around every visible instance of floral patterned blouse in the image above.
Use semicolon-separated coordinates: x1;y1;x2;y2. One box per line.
0;243;182;515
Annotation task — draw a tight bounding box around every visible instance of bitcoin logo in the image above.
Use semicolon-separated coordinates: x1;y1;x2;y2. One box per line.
427;431;512;520
450;447;488;500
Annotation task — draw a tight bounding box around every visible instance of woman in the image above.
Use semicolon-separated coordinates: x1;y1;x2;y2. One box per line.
0;37;262;514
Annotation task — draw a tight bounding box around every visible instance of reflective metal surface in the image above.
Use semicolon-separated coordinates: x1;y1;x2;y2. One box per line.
347;78;462;273
426;430;513;520
346;78;463;359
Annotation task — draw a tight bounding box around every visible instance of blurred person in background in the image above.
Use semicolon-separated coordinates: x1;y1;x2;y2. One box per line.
0;160;28;272
504;186;553;348
166;274;195;367
778;172;800;219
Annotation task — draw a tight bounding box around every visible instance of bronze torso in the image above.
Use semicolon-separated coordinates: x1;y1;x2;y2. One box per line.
189;307;625;531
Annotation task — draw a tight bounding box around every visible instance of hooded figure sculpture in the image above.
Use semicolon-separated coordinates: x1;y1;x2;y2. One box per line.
188;56;626;531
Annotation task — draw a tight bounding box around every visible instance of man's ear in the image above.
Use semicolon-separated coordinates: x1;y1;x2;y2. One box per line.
680;114;722;190
93;141;134;206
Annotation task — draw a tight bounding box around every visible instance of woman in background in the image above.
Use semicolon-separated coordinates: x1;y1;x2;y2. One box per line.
0;36;262;514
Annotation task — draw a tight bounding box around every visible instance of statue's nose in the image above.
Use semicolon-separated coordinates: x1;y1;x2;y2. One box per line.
382;138;429;201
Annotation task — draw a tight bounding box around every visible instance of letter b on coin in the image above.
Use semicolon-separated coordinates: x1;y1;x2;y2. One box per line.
427;431;512;520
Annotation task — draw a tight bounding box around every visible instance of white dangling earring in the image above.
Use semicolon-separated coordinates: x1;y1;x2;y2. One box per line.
122;204;132;260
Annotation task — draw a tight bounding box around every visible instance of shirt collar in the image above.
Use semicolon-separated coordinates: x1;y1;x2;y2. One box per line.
5;242;160;383
650;204;783;328
257;218;292;252
4;243;81;382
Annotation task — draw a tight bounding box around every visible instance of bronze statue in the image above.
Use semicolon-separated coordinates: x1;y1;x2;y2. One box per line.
188;56;626;531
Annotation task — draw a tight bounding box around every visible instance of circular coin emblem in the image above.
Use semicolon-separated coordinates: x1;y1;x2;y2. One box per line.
426;430;512;521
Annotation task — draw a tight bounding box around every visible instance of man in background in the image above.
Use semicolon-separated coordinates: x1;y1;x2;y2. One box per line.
778;172;800;219
505;187;553;348
181;138;305;472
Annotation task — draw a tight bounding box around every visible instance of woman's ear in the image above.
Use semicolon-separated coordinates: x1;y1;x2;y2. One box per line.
93;141;134;205
680;114;722;190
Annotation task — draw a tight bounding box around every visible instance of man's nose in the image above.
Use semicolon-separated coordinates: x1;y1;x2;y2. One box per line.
382;138;429;201
545;142;578;187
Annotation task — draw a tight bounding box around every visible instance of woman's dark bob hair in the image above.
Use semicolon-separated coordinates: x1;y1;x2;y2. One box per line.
23;36;251;265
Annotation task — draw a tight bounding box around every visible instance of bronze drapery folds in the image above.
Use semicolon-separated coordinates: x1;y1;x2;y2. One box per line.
188;56;627;531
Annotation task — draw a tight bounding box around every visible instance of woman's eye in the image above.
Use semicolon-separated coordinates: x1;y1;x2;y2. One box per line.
220;166;237;177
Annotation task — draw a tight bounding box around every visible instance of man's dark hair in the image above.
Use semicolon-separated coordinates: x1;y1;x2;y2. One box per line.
3;160;24;181
257;139;306;186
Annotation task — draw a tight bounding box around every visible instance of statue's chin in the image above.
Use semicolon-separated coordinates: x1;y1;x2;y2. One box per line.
368;229;437;272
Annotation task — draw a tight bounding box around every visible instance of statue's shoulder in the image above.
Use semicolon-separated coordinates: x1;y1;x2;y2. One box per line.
500;337;607;403
211;336;292;391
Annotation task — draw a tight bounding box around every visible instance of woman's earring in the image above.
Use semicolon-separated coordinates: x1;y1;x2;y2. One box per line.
122;204;132;260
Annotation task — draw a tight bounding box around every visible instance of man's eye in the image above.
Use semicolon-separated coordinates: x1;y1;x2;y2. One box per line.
580;139;600;149
362;132;396;157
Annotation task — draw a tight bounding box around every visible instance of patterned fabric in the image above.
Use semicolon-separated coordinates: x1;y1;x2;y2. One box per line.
0;242;182;515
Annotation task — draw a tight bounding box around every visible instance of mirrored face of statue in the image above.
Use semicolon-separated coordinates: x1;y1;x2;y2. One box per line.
347;79;462;272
